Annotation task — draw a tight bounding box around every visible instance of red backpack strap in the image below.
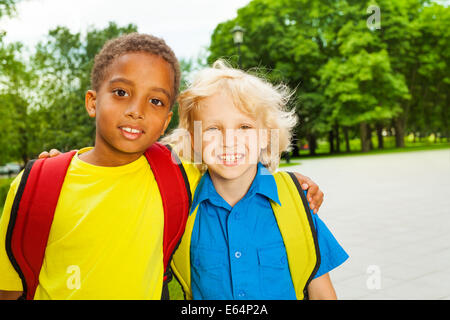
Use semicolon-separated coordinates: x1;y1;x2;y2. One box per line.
5;151;76;300
144;142;191;298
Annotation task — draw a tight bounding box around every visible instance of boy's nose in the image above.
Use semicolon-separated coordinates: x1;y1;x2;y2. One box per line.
223;129;237;147
125;100;145;120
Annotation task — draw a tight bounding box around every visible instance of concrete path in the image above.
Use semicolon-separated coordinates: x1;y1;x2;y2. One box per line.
283;148;450;299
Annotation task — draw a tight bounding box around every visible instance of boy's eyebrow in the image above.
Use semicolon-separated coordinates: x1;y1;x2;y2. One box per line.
109;77;172;101
150;87;172;101
109;77;134;86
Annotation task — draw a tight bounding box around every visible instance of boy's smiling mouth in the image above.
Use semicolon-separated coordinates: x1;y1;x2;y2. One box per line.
217;153;245;166
118;125;145;140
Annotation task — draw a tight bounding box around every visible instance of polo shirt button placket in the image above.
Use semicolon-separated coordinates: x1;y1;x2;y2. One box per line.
234;251;242;259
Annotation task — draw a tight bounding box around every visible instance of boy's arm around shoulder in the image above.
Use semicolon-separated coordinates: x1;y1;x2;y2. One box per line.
0;290;22;300
307;273;337;300
292;172;324;214
0;171;25;299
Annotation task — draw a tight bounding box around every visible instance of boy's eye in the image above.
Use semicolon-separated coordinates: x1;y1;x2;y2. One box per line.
150;98;164;106
205;127;219;131
240;125;253;130
113;89;128;97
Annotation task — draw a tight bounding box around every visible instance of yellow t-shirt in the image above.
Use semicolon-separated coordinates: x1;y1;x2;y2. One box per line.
0;147;201;299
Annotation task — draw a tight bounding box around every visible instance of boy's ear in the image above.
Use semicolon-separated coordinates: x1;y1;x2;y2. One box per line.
161;111;173;136
259;128;269;151
85;90;97;118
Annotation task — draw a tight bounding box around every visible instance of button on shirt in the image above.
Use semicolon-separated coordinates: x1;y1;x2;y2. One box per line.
190;163;349;300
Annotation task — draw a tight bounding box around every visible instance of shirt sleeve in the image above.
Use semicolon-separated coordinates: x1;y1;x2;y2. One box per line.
311;213;349;279
0;171;24;291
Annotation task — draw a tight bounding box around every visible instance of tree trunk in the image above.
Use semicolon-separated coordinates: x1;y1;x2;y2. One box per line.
291;131;300;157
394;116;406;148
367;124;373;151
307;134;317;156
376;123;384;149
328;130;335;154
360;122;370;152
19;119;29;165
334;123;340;153
291;144;300;157
343;126;351;152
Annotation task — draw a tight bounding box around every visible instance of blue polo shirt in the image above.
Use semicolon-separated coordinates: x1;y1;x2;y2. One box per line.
189;163;349;300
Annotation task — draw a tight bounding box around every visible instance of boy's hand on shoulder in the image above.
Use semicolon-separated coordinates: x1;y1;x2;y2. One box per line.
38;149;62;159
0;290;23;300
293;172;324;214
307;273;337;300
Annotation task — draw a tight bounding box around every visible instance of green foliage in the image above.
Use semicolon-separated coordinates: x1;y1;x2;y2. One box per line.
0;35;33;164
0;0;17;18
168;278;185;300
0;177;13;216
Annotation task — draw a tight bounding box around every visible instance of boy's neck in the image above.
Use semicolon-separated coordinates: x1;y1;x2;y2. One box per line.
208;165;258;207
79;145;143;167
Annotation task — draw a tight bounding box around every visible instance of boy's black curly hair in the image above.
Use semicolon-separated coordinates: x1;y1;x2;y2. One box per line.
91;33;180;106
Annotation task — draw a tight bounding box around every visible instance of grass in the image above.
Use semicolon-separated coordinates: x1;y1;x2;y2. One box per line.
168;277;185;300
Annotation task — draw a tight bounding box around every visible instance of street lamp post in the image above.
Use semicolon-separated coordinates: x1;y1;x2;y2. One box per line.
231;25;244;68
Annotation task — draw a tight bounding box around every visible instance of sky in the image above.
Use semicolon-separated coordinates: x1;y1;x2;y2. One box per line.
0;0;251;60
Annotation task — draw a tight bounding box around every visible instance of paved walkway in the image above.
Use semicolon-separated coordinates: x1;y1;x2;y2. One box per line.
283;148;450;299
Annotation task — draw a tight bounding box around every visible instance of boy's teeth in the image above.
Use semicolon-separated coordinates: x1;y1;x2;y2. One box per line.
122;127;141;133
220;154;243;161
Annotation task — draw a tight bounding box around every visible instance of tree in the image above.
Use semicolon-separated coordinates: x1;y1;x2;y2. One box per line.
0;36;36;164
408;3;450;141
0;0;17;18
0;0;26;164
318;1;411;152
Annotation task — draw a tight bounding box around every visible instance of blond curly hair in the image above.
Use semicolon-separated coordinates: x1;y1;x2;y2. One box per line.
161;60;297;172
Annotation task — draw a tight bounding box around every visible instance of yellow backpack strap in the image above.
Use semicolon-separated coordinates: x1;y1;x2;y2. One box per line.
271;171;320;300
171;205;199;300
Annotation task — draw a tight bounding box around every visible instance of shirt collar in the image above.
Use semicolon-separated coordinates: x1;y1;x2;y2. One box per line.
190;162;281;215
250;162;281;206
190;171;232;214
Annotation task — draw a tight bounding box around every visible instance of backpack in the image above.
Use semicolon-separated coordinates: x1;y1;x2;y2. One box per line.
171;171;320;300
5;142;191;300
